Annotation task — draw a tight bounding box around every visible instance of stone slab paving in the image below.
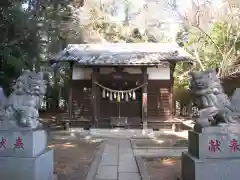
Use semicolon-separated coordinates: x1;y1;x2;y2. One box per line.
94;139;141;180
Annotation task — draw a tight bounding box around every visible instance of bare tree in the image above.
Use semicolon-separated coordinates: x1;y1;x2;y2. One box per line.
168;0;240;78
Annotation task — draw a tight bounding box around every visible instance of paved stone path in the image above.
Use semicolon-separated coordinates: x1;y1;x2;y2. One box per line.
94;140;140;180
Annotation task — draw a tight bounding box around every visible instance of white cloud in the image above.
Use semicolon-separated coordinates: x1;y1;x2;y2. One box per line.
22;3;28;10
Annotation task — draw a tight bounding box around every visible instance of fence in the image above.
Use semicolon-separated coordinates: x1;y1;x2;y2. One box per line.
174;101;199;118
40;95;67;112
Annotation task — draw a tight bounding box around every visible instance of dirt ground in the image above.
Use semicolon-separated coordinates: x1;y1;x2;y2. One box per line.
144;157;181;180
48;135;101;180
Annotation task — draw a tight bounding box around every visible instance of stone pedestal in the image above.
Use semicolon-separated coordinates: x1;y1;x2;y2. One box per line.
0;129;47;157
182;152;240;180
0;129;57;180
182;125;240;180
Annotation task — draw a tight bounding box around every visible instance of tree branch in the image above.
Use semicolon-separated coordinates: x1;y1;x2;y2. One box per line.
226;30;240;58
0;33;30;47
196;26;224;57
166;0;224;58
177;66;196;78
223;23;232;53
194;48;205;70
219;26;240;77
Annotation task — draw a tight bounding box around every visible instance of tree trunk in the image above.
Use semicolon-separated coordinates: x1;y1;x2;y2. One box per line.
28;0;32;11
33;0;41;72
124;0;129;25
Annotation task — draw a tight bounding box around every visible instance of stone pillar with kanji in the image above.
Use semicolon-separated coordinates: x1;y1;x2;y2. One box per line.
0;71;57;180
181;125;240;180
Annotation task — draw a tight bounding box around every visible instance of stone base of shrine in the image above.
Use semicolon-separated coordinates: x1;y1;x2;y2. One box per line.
182;152;240;180
188;126;240;159
0;149;55;180
0;129;47;157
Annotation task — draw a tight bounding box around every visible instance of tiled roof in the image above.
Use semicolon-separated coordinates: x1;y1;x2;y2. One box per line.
50;43;193;66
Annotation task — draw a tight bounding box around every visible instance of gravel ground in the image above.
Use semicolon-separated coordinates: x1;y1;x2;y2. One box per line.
144;157;181;180
48;135;101;180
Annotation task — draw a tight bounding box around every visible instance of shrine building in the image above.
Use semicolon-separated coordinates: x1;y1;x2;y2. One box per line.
50;43;193;130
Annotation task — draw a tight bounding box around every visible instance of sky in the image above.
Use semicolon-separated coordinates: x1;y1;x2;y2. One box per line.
22;0;224;23
105;0;223;24
22;3;28;10
21;0;224;41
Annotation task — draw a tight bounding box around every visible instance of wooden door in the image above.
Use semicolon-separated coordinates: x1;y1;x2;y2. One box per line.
99;79;141;119
147;80;171;119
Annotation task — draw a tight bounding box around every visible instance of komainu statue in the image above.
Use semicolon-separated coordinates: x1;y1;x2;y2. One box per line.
189;69;237;128
0;70;46;129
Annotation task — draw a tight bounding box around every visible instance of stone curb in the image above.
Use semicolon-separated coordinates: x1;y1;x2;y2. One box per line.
51;174;58;180
85;141;106;180
132;147;187;149
135;156;150;180
133;148;187;157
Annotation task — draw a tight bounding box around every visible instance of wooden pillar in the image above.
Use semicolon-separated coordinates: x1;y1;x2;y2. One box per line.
141;67;148;130
68;61;73;119
91;68;99;128
169;62;176;118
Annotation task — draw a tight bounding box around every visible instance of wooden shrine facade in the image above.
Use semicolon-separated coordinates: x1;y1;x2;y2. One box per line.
50;43;193;129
